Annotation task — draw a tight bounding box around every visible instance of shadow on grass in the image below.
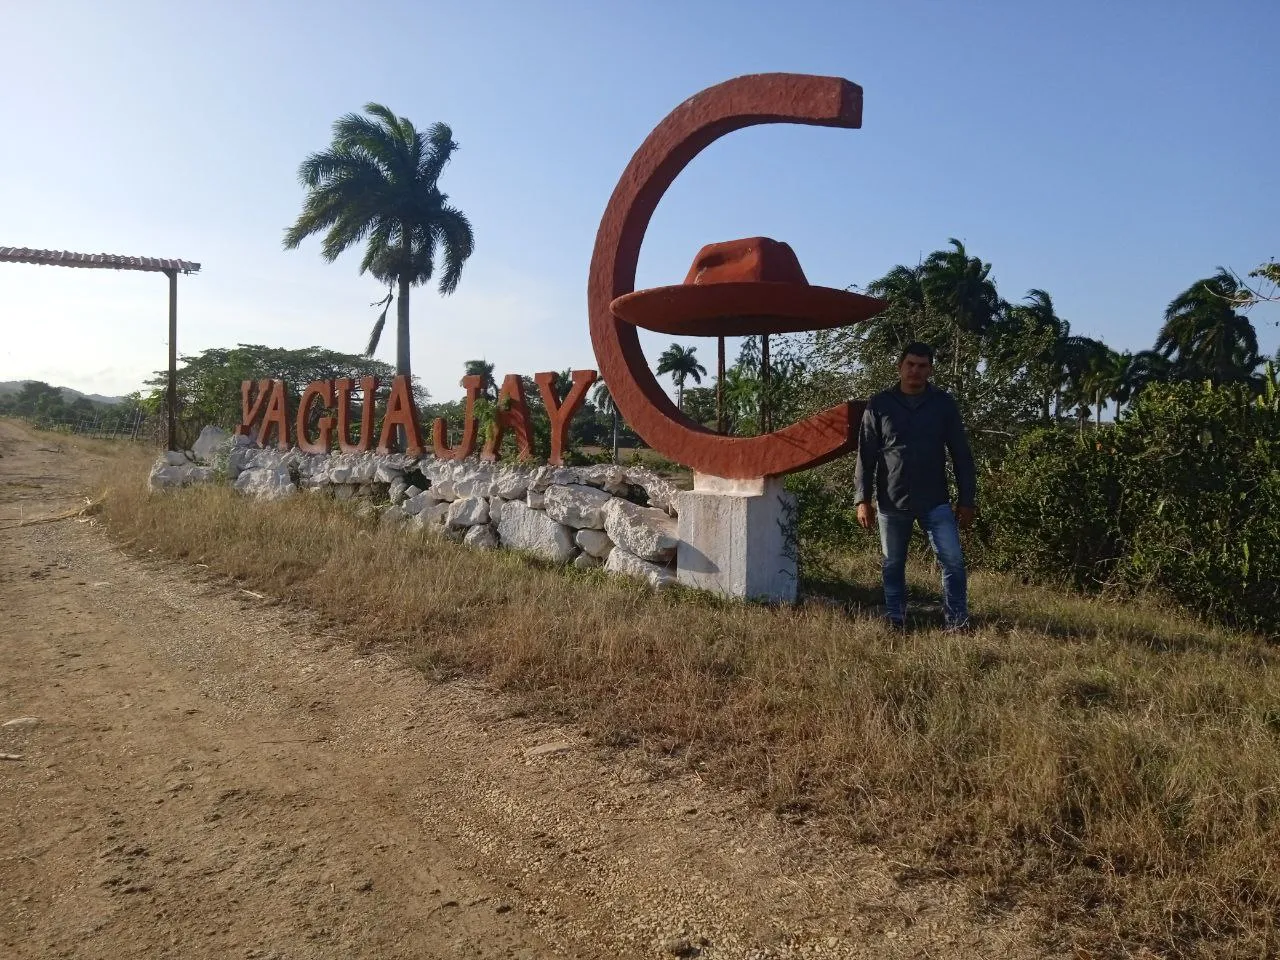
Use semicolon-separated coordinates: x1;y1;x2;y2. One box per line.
805;555;1273;659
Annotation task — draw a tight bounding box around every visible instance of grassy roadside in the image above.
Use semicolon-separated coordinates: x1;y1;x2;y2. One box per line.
94;442;1278;959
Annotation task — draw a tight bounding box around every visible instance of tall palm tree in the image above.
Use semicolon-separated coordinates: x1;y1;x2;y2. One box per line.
864;264;928;351
284;103;475;378
1118;349;1171;410
1009;288;1072;420
1156;269;1262;385
656;344;706;412
920;239;1002;382
464;359;497;400
1080;346;1129;426
1059;336;1110;427
591;380;620;463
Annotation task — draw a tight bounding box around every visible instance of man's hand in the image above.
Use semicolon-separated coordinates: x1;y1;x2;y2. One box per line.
857;502;876;530
956;505;976;530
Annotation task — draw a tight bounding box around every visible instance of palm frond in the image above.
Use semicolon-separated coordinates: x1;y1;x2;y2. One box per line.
365;291;392;357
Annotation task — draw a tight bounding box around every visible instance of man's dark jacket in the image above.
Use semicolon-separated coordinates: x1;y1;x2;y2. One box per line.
853;384;977;514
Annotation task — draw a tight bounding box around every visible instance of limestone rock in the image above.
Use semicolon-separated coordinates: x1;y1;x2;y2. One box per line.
603;498;678;563
232;464;296;500
389;479;408;505
497;500;577;564
573;551;602;570
463;524;499;550
528;465;555;493
148;458;216;491
351;457;378;483
380;505;409;529
402;490;434;516
549;467;582;487
453;463;496;499
408;502;449;535
574;528;614;559
624;467;680;516
432;479;457;501
492;467;530;499
374;461;404;483
446;496;490;529
544;484;611;530
526;488;546;509
163;450;191;466
296;454;329;488
604;546;675;589
579;464;630;495
227;444;258;480
191;426;229;463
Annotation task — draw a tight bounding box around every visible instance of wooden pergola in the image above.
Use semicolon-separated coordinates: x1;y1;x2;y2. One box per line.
0;247;201;450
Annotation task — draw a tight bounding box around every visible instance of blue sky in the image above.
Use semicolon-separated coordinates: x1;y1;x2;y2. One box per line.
1;0;1276;401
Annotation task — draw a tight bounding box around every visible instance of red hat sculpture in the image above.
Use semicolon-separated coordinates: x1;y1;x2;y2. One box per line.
610;236;885;337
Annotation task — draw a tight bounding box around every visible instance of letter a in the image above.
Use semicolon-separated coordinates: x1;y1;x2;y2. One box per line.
481;374;535;462
377;375;425;456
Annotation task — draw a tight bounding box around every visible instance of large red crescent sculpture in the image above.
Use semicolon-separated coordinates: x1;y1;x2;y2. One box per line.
588;73;869;479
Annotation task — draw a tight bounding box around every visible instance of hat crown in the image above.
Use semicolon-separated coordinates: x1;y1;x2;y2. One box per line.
683;237;809;287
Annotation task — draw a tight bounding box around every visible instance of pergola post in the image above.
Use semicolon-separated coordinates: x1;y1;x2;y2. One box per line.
166;269;178;451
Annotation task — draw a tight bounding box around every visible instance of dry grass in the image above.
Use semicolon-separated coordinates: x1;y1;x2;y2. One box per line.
95;448;1279;959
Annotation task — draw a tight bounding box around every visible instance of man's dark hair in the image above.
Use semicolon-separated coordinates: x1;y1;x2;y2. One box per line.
898;341;935;364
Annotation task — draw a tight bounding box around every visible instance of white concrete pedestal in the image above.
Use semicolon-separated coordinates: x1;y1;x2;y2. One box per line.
675;474;798;603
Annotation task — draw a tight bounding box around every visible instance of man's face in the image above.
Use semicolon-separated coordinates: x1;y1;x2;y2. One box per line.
898;352;933;391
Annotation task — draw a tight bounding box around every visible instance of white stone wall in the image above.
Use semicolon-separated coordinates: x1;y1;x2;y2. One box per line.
149;429;677;588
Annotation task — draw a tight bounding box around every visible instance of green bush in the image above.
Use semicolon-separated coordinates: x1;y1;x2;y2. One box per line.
978;429;1123;588
982;383;1280;634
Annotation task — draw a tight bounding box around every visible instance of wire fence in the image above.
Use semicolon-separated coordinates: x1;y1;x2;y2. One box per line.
11;410;177;446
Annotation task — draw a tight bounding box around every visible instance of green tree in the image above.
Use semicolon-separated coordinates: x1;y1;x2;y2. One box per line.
1079;345;1131;426
920;238;1002;385
656;343;706;412
145;345;402;440
284;103;475;378
1156;270;1262;385
464;359;497;401
591;379;620;464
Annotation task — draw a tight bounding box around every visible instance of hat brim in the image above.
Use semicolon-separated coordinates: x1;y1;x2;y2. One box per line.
609;282;886;337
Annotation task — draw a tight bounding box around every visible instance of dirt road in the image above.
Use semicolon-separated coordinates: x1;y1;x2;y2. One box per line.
0;420;1054;959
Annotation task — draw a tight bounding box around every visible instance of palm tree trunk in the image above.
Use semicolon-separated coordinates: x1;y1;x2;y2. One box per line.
610;408;619;464
760;334;771;433
396;275;411;377
953;327;961;397
716;336;725;433
676;380;684;412
1095;388;1102;428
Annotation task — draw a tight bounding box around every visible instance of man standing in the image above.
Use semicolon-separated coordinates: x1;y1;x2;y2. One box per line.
853;342;977;630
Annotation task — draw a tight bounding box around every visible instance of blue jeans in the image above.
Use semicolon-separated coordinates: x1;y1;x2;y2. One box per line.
876;503;969;626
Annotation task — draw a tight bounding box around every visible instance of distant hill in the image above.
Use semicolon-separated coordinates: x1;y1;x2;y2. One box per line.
0;381;125;405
